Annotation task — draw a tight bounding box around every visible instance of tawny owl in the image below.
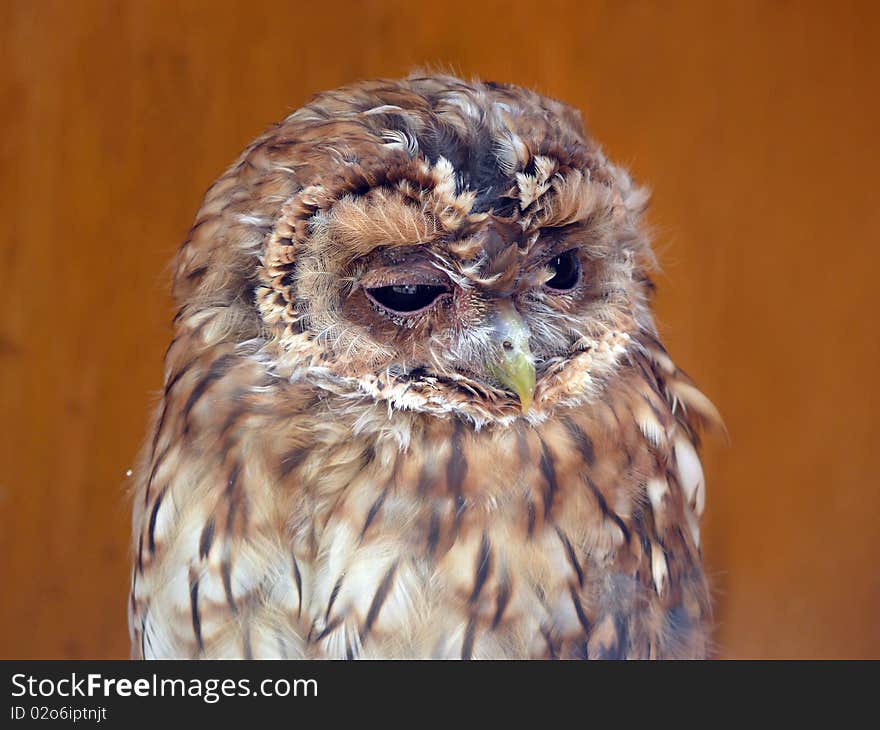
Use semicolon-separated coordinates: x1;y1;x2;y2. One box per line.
129;74;721;659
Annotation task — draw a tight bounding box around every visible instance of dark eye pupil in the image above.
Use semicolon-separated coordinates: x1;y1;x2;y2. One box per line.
545;250;580;291
366;284;447;313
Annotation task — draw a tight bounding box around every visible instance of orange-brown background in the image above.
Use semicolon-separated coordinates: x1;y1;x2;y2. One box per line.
1;0;877;659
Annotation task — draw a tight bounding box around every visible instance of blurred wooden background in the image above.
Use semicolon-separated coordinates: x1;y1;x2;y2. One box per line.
1;0;878;659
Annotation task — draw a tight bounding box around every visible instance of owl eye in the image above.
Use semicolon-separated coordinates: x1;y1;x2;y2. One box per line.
544;249;580;291
365;283;449;314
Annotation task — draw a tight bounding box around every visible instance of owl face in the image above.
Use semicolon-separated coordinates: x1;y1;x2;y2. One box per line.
242;78;654;424
343;230;584;412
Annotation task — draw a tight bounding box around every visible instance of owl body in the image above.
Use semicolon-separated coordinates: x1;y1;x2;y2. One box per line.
130;75;718;659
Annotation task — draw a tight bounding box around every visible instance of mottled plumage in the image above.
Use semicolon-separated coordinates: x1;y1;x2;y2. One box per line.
130;74;720;659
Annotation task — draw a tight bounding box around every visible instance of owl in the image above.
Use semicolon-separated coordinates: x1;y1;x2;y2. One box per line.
129;74;721;659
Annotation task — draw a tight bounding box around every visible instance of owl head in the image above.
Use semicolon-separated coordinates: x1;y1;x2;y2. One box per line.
172;75;658;427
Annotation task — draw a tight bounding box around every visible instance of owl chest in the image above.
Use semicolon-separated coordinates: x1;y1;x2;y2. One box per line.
296;416;650;658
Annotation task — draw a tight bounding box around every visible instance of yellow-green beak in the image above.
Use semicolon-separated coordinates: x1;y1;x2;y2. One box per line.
486;304;536;413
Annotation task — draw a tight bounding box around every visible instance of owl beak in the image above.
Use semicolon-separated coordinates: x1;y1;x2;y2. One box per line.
486;304;536;413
